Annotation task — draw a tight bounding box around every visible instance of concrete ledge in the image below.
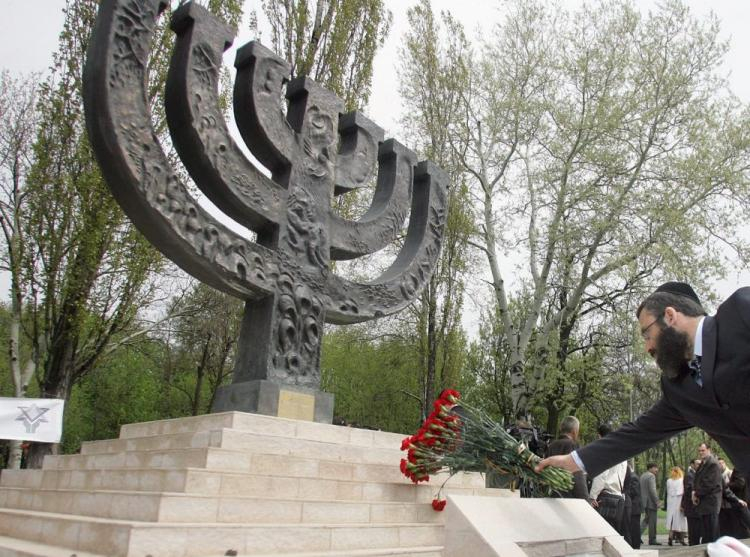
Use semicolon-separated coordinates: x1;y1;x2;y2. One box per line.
443;495;657;557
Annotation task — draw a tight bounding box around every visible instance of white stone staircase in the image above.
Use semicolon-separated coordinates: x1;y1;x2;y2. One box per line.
0;412;511;556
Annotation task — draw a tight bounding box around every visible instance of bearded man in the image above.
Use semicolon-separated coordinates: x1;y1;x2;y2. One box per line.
537;282;750;487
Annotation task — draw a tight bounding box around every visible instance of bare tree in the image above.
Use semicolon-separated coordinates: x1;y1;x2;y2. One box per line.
450;0;750;419
0;71;40;468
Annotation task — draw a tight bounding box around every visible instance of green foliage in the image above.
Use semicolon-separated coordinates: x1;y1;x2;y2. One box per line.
22;0;162;404
321;325;423;433
160;283;243;416
437;0;750;420
0;304;12;396
0;0;244;467
395;0;475;418
61;341;167;453
262;0;392;110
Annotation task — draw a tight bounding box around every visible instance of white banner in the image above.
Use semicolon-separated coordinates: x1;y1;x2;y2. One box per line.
0;397;65;443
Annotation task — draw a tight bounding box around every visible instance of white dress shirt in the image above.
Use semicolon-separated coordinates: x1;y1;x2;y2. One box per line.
694;316;705;358
589;460;628;500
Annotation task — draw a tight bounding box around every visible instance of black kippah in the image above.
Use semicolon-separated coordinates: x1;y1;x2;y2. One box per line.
655;281;701;305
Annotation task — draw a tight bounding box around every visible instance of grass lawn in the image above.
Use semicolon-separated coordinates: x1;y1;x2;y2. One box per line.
657;508;668;535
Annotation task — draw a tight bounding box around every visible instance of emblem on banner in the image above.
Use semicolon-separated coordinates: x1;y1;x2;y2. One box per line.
16;404;51;434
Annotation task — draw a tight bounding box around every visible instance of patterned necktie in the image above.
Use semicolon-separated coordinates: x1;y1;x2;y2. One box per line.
688;355;703;387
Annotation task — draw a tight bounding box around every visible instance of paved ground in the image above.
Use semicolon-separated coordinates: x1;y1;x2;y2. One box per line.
641;533;696;553
643;534;750;555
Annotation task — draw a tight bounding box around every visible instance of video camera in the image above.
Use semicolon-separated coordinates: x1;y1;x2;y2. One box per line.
505;423;553;458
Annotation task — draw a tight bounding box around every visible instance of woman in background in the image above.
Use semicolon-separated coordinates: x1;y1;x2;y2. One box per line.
666;466;688;545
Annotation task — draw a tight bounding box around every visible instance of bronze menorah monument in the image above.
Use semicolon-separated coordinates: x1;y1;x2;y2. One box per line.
83;0;448;423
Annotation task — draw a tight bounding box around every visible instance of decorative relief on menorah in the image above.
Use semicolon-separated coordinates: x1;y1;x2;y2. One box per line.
84;0;448;422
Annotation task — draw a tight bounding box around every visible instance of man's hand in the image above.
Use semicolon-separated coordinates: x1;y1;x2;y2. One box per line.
590;499;599;508
535;454;581;474
739;500;748;508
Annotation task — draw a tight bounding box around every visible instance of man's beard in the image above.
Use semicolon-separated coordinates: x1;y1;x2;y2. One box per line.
655;325;692;380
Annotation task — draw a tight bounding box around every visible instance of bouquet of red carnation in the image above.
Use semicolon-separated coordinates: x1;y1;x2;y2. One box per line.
400;389;573;509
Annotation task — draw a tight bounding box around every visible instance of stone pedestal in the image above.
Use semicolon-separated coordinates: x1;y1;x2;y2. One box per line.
211;379;334;423
0;411;507;556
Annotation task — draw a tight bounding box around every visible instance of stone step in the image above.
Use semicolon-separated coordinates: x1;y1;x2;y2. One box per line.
0;466;501;503
0;508;445;557
0;535;105;557
118;412;406;452
80;427;404;466
237;547;443;557
0;486;446;524
0;508;132;556
51;429;406;470
40;447;487;488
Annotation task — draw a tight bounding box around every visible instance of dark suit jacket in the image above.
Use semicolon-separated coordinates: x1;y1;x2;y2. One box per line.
546;436;589;499
694;455;723;515
577;288;750;478
682;467;699;518
628;469;642;515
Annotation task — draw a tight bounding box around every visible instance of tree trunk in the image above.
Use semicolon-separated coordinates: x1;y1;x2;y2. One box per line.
192;335;212;416
6;441;23;469
26;367;72;469
424;282;438;415
545;401;560;437
7;243;37;469
25;442;58;470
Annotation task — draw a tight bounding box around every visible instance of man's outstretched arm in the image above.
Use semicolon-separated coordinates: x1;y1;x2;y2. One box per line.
538;397;690;478
535;453;581;474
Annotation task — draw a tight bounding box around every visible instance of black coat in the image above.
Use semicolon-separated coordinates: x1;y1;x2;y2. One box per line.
682;467;699;518
546;436;589;499
627;468;642;515
694;455;723;515
722;470;750;539
577;288;750;478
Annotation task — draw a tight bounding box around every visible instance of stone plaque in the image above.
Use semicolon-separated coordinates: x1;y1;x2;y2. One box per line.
277;390;316;421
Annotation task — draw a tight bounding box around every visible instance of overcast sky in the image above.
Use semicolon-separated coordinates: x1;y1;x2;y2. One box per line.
3;1;750;117
1;0;748;306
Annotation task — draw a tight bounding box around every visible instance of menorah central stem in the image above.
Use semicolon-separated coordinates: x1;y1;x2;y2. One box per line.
212;78;342;421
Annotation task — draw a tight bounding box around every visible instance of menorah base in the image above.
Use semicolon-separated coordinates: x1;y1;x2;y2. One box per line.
211;379;334;423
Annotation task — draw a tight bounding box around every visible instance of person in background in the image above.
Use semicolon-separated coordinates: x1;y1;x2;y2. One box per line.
640;463;660;545
720;468;750;538
683;458;703;545
626;463;642;549
719;458;732;483
545;416;589;499
694;442;726;543
589;425;628;535
622;465;634;547
665;466;688;545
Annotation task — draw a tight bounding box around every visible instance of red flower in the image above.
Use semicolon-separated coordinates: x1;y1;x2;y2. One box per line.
400;436;412;450
431;498;447;511
438;389;460;402
400;459;408;475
